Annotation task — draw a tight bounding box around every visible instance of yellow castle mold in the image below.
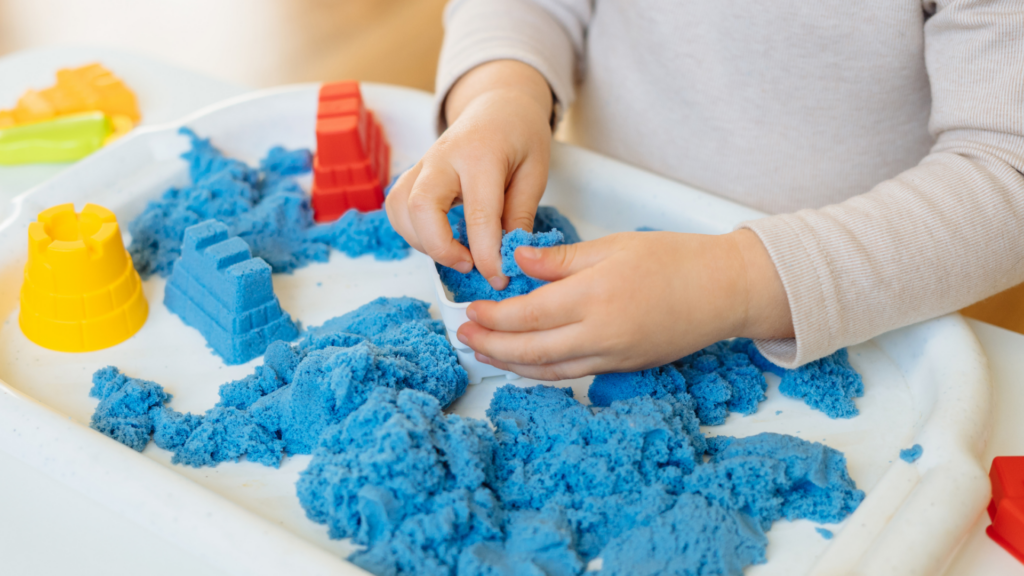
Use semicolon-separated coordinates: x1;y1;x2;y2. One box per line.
19;203;148;352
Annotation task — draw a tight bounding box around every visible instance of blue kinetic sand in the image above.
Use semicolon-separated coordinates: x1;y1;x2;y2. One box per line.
306;208;409;261
778;348;864;419
437;205;579;303
900;444;923;463
89;367;171;452
533;206;581;243
164;220;299;365
91;293;864;575
128;128;408;278
296;382;863;575
593;338;863;421
816;527;834;539
437;213;568;303
89;297;468;468
598;494;767;576
589;339;767;425
735;340;864;418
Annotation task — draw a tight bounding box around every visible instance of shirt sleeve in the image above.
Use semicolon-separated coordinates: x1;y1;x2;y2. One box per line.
434;0;594;133
742;0;1024;368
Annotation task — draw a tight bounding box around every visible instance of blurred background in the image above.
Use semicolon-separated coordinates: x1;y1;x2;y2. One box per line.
0;0;448;91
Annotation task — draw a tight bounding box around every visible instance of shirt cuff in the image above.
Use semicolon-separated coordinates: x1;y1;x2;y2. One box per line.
740;213;845;369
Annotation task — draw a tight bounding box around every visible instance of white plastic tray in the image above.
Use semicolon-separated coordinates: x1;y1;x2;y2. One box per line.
0;84;992;576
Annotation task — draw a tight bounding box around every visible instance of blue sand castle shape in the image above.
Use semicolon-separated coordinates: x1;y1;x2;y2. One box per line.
165;220;298;364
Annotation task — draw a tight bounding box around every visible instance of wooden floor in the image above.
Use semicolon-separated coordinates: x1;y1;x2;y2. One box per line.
1;0;1021;334
961;284;1024;334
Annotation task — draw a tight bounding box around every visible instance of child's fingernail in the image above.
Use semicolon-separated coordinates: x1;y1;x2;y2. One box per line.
517;246;540;260
454;260;473;274
476;353;492;365
467;308;478;322
488;275;508;291
457;330;469;345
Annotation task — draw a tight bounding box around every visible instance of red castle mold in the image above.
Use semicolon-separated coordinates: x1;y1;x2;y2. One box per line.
987;456;1024;563
311;81;390;222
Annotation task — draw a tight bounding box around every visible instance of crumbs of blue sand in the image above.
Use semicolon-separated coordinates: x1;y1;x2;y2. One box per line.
128;128;409;279
900;444;923;463
90;296;864;576
816;527;834;540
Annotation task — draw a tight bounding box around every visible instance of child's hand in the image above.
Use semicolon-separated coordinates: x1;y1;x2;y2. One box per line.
385;60;553;290
456;230;794;380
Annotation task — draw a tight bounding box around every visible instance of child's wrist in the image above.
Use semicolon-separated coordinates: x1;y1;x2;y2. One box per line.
444;60;553;129
728;229;794;341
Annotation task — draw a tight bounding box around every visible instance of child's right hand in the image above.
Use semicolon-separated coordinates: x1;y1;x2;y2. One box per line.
385;60;554;290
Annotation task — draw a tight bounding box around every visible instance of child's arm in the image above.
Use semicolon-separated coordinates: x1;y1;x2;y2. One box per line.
456;230;794;380
385;60;553;290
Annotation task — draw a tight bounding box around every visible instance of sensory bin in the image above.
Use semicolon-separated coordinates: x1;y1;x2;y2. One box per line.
0;83;992;576
89;132;869;575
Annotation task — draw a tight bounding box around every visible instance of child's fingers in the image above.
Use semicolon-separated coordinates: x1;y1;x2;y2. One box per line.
513;237;611;282
457;319;595;367
476;353;605;382
465;278;587;332
500;154;547;233
383;162;425;252
407;163;474;273
461;157;511;290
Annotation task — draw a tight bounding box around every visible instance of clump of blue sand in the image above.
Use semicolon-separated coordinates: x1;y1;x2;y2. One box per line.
738;341;864;418
90;298;865;576
91;297;467;467
900;444;923;463
590;339;863;421
128;128;409;278
437;205;581;303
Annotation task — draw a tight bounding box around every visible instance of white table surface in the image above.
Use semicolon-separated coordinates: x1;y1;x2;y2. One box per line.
1;47;1021;576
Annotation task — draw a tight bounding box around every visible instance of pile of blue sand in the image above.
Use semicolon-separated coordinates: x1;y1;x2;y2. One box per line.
89;297;468;468
296;383;864;576
90;293;865;575
591;338;864;420
128;128;409;278
589;339;769;426
736;340;864;418
437;206;580;303
900;444;923;463
164;220;299;365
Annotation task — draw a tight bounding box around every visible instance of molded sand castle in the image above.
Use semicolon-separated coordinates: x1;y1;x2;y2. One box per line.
164;220;299;365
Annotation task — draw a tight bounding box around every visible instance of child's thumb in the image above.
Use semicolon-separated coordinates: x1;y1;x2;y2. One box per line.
514;242;601;281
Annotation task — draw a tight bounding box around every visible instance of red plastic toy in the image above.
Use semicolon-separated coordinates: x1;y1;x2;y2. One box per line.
987;456;1024;563
310;81;390;222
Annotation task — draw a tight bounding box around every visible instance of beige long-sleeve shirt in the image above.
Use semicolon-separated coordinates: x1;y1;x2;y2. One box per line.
435;0;1024;368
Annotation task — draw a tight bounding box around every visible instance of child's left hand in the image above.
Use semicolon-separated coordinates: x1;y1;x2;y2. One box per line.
456;229;794;380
